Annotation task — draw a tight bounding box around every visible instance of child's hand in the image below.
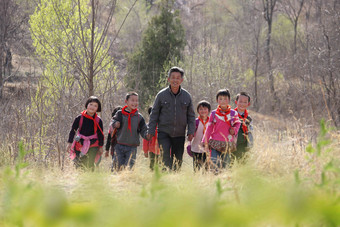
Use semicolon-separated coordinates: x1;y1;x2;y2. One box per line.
204;142;209;152
187;134;194;141
66;143;72;153
144;152;148;158
229;127;235;135
105;150;109;158
114;121;121;128
98;147;103;155
205;151;210;162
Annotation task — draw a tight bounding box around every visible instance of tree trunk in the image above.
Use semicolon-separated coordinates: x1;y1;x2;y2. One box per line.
294;21;298;55
265;21;277;111
263;0;278;111
254;51;259;111
0;60;3;99
88;0;96;96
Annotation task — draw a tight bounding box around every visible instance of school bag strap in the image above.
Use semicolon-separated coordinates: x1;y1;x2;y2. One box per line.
194;118;200;133
211;110;216;123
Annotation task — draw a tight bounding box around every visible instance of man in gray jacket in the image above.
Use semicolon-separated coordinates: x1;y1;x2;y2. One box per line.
147;67;196;171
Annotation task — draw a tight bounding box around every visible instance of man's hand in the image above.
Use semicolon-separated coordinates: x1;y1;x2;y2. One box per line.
229;127;235;135
146;134;152;140
144;152;148;158
105;150;109;158
114;121;121;128
187;134;194;141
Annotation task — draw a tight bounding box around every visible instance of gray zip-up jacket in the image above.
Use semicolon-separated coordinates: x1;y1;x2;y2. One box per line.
148;86;196;137
111;110;148;146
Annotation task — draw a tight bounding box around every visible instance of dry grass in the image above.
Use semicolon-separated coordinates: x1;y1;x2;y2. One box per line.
1;118;339;226
20;117;338;197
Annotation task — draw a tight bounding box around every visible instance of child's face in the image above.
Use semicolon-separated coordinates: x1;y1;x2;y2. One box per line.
86;102;99;116
235;95;250;112
198;106;210;119
217;95;230;109
168;72;184;90
125;95;139;110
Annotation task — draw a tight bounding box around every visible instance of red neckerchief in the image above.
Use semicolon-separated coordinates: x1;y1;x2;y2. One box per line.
215;105;231;126
198;116;209;134
235;107;248;137
121;106;138;133
81;110;103;135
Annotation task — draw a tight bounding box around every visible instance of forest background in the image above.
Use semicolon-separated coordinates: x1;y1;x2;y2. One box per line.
0;0;339;226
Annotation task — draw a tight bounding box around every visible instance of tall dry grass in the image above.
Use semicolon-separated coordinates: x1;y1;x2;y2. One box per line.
0;115;339;226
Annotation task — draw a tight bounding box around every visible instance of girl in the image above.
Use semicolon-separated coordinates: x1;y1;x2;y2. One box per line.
67;96;104;170
188;100;211;172
202;89;240;174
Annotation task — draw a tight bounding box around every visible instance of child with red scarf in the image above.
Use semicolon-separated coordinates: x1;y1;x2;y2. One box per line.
111;92;148;171
188;100;211;172
67;96;104;171
143;107;160;171
202;89;240;174
234;92;253;161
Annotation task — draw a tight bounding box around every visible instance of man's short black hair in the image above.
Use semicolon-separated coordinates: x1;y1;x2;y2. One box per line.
197;100;211;113
125;92;138;101
168;66;184;78
112;106;122;117
85;96;102;112
236;92;251;103
216;89;231;101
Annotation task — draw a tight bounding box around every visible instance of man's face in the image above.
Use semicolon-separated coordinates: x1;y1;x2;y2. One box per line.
168;72;184;90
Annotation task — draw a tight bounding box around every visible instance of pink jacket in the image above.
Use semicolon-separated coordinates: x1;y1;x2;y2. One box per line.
202;109;241;143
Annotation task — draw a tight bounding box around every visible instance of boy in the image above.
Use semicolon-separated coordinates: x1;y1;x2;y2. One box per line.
147;67;196;172
111;92;148;171
234;92;253;161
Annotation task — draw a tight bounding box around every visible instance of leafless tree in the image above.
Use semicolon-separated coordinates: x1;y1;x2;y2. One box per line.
262;0;279;111
0;0;29;99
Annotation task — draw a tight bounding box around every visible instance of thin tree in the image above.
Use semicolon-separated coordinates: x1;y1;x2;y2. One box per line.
0;0;29;98
280;0;305;55
30;0;138;96
262;0;278;111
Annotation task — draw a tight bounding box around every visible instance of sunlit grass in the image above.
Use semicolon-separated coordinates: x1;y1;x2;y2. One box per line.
0;120;339;226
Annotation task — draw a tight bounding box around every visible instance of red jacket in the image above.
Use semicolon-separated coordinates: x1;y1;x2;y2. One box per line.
143;130;160;155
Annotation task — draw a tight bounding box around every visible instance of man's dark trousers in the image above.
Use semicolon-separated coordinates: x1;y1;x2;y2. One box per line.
158;132;185;171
